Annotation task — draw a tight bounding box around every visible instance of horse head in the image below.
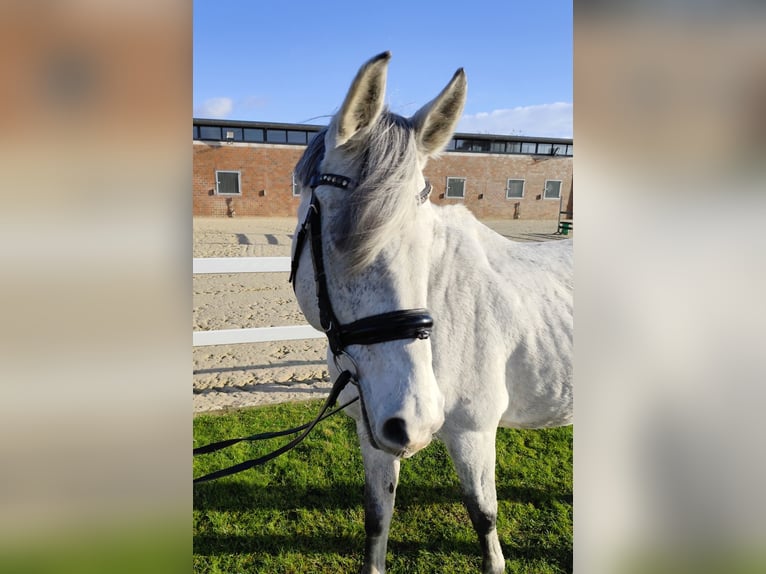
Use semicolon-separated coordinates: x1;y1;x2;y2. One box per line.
292;52;466;458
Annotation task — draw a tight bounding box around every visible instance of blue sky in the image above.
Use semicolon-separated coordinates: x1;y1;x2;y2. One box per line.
194;1;572;138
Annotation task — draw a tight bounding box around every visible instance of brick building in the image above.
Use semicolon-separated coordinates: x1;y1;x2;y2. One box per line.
193;118;573;220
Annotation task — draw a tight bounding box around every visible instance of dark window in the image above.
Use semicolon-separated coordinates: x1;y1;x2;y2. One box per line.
193;125;199;140
266;129;287;143
453;139;470;151
470;140;491;152
287;130;306;144
446;177;466;199
418;135;573;157
506;179;525;199
292;172;301;196
199;126;221;140
216;171;241;195
244;128;264;142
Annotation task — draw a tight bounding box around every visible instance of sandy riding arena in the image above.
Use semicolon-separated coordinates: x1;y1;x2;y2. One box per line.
193;216;569;414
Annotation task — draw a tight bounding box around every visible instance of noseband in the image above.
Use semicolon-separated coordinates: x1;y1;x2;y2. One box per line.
289;172;434;359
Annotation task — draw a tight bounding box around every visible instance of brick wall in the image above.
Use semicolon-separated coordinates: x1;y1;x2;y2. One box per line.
193;142;304;217
193;141;573;219
424;152;573;220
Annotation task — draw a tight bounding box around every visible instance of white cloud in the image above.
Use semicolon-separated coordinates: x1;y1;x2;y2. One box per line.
194;97;233;119
457;102;572;138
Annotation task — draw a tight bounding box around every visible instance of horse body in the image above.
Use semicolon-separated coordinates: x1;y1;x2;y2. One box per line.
291;52;572;574
429;204;573;431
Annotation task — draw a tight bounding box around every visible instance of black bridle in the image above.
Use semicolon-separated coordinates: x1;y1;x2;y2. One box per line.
193;171;433;484
289;173;434;357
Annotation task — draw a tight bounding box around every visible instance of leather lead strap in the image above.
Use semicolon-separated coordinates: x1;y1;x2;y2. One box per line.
193;396;358;456
193;370;356;484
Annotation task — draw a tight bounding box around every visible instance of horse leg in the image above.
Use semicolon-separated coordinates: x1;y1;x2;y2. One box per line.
443;430;505;574
359;432;400;574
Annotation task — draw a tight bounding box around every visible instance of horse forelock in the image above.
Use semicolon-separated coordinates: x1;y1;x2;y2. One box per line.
295;111;421;274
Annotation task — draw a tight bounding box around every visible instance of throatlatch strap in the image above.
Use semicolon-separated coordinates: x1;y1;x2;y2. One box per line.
288;198;316;287
288;225;306;286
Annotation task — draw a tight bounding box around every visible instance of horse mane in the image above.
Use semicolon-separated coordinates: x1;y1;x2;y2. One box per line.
295;110;421;274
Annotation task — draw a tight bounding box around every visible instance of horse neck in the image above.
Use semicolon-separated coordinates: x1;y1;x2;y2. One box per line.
424;205;497;302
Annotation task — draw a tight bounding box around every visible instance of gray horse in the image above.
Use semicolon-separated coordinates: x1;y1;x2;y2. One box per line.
291;52;573;574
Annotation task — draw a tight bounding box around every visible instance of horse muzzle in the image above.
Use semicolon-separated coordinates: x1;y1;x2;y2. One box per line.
378;420;433;458
372;408;444;458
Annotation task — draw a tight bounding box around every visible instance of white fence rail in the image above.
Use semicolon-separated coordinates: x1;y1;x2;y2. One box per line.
193;256;324;347
193;256;292;274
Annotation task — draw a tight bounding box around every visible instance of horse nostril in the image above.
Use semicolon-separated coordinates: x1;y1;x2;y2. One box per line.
381;418;409;448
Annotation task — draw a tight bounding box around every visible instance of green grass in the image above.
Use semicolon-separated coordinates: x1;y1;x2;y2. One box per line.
193;401;572;573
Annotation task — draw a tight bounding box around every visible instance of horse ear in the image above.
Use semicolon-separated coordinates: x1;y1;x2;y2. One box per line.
411;68;467;157
334;51;391;148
